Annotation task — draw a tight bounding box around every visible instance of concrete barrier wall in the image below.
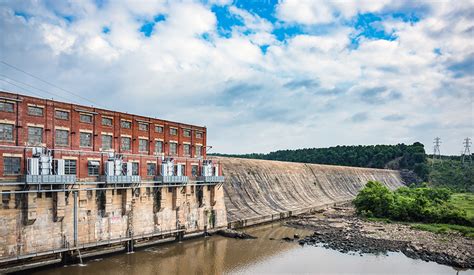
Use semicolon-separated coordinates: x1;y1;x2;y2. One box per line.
219;157;404;224
0;184;226;261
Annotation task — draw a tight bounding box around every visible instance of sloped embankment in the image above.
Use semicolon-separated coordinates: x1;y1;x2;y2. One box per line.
219;157;404;225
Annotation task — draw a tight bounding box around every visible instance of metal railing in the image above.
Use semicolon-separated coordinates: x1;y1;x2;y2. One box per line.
99;175;141;184
155;176;189;184
0;228;186;264
196;176;225;183
23;175;76;184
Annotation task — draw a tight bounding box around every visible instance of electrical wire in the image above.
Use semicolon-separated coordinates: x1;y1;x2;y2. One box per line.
0;60;103;107
0;74;81;104
0;78;48;99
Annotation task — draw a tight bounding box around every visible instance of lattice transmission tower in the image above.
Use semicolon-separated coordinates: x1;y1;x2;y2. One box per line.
432;137;441;166
462;137;472;165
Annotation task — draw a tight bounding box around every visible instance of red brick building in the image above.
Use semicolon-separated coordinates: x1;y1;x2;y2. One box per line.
0;91;221;182
0;92;227;269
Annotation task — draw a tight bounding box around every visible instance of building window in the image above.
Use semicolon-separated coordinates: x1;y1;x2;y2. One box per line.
138;123;148;131
0;102;14;112
169;142;177;155
27;106;43;116
147;163;156;176
191;165;199;177
170;128;178;135
3;157;21;175
121;120;131;129
102;117;113;126
80;132;92;147
102;134;113;150
55;110;69;120
121;163;129;175
196;132;203;139
155;141;163;154
121;137;131;151
183;144;190;155
0;123;14;141
88;161;100;176
195;145;202;157
132;162;139;176
2;192;10;208
183;129;191;137
28;127;43;145
174;165;185;176
64;160;77;175
55;129;69;146
80;113;93;123
155;126;163;133
139;139;148;152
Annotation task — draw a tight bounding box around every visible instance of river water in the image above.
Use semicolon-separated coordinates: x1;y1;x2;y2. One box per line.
32;222;471;275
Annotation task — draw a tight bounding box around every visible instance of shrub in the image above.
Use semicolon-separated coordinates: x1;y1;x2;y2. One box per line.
353;181;472;226
353;181;393;218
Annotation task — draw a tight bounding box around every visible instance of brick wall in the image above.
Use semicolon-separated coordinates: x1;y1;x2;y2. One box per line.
0;91;219;179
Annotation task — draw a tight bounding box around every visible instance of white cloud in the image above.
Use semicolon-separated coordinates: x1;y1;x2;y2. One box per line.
276;0;335;25
275;0;393;25
0;0;472;155
162;2;216;36
40;23;77;55
228;6;273;33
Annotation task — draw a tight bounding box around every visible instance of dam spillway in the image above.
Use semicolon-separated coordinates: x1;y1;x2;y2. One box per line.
220;157;404;226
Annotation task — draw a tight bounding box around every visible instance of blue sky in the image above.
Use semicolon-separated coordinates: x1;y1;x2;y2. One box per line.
0;0;472;154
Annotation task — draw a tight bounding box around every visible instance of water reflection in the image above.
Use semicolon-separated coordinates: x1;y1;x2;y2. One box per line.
31;223;469;275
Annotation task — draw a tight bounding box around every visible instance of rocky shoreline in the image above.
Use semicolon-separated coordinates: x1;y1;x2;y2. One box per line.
215;229;257;239
285;205;474;269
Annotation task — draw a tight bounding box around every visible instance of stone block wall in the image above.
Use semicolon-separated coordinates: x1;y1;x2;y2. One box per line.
0;183;226;259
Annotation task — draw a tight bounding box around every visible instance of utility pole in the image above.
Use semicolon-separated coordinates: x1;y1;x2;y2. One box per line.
462;137;472;165
432;137;441;166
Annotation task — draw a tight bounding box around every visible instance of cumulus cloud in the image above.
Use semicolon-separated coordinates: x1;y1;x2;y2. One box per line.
275;0;393;25
0;0;472;154
350;112;369;123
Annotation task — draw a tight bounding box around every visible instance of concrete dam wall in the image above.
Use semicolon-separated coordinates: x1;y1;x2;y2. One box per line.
220;158;404;226
0;157;405;271
0;184;227;271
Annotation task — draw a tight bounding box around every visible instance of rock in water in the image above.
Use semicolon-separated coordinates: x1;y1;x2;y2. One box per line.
216;229;257;239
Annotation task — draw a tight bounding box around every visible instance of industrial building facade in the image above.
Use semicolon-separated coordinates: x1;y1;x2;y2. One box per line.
0;91;217;180
0;91;226;271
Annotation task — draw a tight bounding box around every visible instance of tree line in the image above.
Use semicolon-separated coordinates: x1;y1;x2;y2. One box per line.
211;142;429;180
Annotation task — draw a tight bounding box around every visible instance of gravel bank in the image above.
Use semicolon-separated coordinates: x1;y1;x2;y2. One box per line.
285;205;474;269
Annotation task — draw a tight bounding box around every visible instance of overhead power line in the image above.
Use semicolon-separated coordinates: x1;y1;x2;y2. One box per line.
0;74;80;104
0;78;47;99
0;60;102;108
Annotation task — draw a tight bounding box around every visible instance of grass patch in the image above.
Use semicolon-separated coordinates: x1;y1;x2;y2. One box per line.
450;193;474;221
364;216;474;238
410;223;474;238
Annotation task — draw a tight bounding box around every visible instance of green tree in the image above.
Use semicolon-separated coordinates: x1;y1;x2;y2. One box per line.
353;181;394;217
353;182;471;226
